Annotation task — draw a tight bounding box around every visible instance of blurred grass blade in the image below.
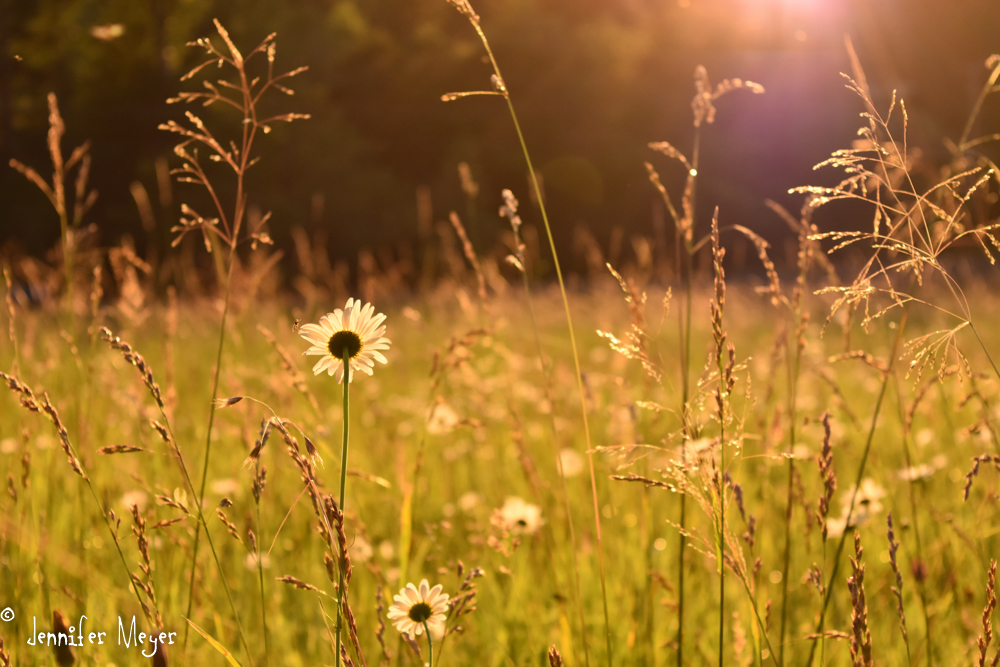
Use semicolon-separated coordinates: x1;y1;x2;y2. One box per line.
185;618;244;667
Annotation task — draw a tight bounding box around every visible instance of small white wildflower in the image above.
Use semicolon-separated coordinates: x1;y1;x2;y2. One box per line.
458;491;482;512
498;496;544;535
559;448;584;478
120;490;149;513
349;535;373;564
244;552;271;570
426;403;459;435
211;478;241;496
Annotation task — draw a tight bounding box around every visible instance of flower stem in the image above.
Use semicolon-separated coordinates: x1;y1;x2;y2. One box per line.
423;622;434;667
335;347;351;667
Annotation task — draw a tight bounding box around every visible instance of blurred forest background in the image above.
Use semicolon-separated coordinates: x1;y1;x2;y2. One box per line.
1;0;999;285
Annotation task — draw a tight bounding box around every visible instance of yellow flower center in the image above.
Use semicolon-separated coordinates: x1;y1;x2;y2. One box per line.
407;602;432;623
328;330;363;360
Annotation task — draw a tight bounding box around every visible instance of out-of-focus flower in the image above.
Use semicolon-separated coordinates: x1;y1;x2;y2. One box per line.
825;478;887;539
211;478;240;496
349;535;373;563
497;496;544;535
426;402;459;435
90;24;125;41
559;448;584;478
897;454;948;482
459;491;482;512
120;489;149;512
245;552;271;570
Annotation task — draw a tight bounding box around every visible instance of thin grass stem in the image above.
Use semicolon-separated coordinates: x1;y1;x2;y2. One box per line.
452;11;614;661
255;460;270;667
184;245;236;646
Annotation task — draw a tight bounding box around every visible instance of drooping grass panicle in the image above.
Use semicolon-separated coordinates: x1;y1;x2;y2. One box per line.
99;327;164;408
964;455;1000;501
795;50;1000;394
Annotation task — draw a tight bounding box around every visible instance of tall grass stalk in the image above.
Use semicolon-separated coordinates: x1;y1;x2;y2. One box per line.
645;109;700;667
502;193;590;666
805;304;910;666
444;1;613;661
184;251;236;645
253;447;271;666
157;21;308;650
775;297;806;666
8;93;96;322
709;209;729;667
646;68;762;662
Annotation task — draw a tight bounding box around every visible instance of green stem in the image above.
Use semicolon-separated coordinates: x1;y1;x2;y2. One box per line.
336;347;351;667
519;266;591;667
778;314;804;666
423;621;434;667
968;320;1000;384
456;15;612;660
184;245;237;647
506;95;613;664
256;463;270;667
676;124;700;667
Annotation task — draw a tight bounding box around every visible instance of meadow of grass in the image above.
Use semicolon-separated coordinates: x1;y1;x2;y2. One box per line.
2;7;1000;667
0;274;999;666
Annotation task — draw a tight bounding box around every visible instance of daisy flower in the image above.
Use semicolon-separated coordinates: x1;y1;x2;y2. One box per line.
299;299;390;383
497;496;544;535
387;579;449;639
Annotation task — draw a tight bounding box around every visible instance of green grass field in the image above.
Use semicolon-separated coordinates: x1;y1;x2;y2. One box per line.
1;278;999;666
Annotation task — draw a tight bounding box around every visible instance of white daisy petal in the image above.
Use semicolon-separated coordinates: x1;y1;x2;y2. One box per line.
298;323;329;343
312;357;332;375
